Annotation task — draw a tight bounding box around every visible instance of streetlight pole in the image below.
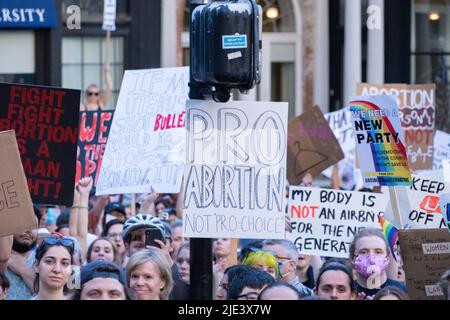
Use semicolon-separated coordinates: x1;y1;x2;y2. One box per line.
188;0;213;300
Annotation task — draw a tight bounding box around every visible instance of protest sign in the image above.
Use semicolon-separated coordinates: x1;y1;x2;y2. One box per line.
102;0;116;32
76;111;114;186
404;175;450;229
324;107;355;154
322;151;356;191
96;67;189;195
439;193;450;232
286;186;389;258
443;160;450;182
183;100;288;239
432;130;450;170
349;95;411;187
0;83;80;206
357;83;436;171
287;106;344;185
0;130;37;236
399;228;450;300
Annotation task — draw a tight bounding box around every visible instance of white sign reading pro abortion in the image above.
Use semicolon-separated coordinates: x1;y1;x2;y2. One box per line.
183;100;288;239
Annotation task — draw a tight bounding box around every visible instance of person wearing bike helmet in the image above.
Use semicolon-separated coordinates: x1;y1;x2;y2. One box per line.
122;214;167;258
122;214;189;299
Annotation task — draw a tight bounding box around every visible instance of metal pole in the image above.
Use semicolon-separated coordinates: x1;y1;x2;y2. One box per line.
188;0;213;300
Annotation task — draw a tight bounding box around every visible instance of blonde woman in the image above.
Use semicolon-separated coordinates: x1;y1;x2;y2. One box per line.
126;247;173;300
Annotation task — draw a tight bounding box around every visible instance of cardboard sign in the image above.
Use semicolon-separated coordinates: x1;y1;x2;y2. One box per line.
322;151;356;191
286;186;389;258
357;83;436;171
183;100;288;239
349;95;411;187
399;228;450;300
287;106;344;185
76;111;114;186
102;0;116;32
96;67;189;195
0;130;37;236
439;193;450;232
404;176;450;229
433;130;450;171
0;83;80;206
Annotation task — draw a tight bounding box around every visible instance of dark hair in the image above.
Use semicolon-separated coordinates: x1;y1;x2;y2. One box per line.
86;237;120;265
0;270;10;290
33;205;42;224
227;267;274;300
258;281;302;300
55;224;69;233
349;228;389;261
315;261;356;293
33;240;74;293
373;286;410;300
56;208;71;227
102;219;124;237
239;240;264;263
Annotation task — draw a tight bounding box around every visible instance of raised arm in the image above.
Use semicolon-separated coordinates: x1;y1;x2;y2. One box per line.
0;236;13;272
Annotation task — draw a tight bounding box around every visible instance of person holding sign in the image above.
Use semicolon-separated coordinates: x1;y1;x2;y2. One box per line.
2;208;42;300
80;65;112;111
349;228;407;299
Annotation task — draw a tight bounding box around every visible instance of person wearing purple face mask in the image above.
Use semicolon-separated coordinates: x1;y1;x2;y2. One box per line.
349;228;407;299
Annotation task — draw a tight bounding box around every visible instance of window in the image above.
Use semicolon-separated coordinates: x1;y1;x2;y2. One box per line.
62;36;124;109
0;30;35;84
412;0;450;131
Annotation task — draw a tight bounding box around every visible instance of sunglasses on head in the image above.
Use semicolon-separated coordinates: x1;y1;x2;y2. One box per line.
37;237;75;258
86;91;99;96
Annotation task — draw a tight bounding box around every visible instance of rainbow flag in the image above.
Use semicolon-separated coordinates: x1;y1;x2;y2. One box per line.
378;215;399;262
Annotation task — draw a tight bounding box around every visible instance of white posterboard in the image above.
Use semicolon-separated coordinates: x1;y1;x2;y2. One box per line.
102;0;117;32
183;100;288;239
433;130;450;170
286;186;389;258
96;67;189;195
324;107;355;154
404;175;450;229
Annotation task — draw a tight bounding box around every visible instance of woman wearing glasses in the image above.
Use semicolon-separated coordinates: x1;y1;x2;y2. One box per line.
102;219;125;267
80;64;112;111
31;236;74;300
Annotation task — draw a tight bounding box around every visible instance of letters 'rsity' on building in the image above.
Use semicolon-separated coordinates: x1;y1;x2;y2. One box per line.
357;83;436;171
76;111;114;186
96;67;189;195
287;106;344;186
0;83;80;206
403;175;450;230
183;100;288;239
0;130;37;236
286;186;389;258
399;228;450;300
349;95;412;187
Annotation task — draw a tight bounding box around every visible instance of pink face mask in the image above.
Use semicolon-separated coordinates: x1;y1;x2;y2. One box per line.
354;254;389;278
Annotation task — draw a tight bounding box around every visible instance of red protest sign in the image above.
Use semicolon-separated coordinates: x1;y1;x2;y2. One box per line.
0;83;80;206
76;111;114;186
